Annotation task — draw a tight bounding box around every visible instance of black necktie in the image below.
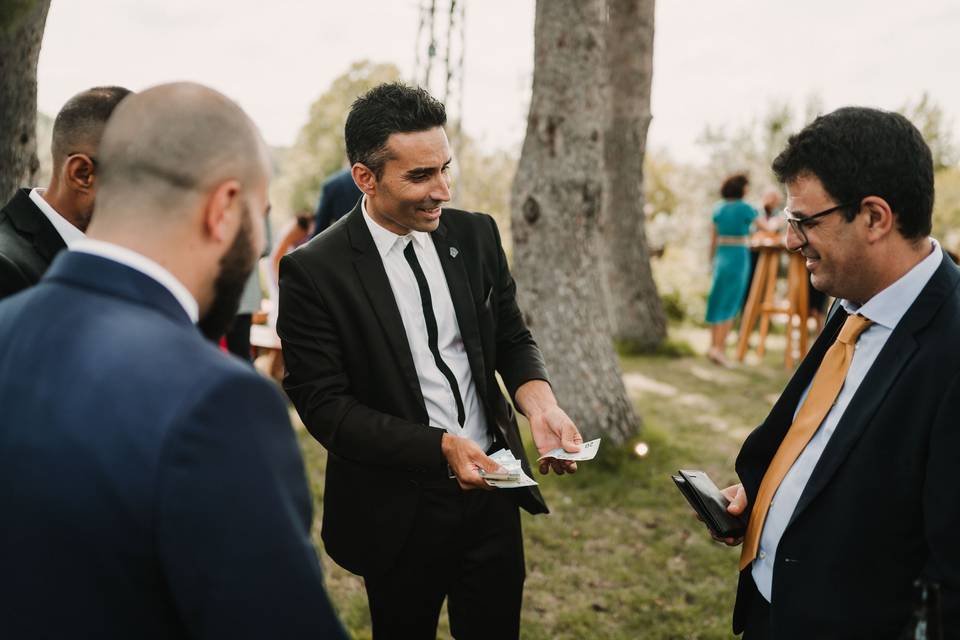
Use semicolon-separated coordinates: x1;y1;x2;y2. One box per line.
403;240;466;427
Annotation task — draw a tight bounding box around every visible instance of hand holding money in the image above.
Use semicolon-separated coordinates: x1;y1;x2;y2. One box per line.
514;380;584;475
479;449;539;488
440;433;499;491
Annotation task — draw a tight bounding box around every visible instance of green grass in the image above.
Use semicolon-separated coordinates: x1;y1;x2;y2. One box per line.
295;326;794;639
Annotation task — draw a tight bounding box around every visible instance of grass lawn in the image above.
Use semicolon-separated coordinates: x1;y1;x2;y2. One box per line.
294;326;795;639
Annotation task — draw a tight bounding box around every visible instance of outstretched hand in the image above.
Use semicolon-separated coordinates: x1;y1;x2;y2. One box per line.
530;405;583;475
515;380;583;476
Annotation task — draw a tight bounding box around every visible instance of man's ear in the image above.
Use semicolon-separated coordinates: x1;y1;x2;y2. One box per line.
202;179;242;243
861;195;895;242
64;154;96;193
351;163;377;196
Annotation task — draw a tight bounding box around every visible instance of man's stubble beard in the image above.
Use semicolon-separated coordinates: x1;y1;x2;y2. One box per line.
198;207;258;341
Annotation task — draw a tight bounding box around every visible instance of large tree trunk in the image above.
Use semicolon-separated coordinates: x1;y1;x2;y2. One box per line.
601;0;665;351
510;0;638;443
0;0;50;204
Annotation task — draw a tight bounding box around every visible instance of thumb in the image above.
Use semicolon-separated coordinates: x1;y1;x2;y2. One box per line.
727;485;746;514
476;453;500;474
561;423;583;453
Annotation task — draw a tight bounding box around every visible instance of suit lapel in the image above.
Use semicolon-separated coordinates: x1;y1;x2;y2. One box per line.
789;255;960;525
430;221;489;400
738;308;846;492
347;206;427;413
6;189;66;262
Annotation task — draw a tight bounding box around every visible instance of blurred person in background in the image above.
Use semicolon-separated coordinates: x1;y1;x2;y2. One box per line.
707;173;775;365
0;86;130;299
742;188;785;311
270;209;314;285
311;164;362;237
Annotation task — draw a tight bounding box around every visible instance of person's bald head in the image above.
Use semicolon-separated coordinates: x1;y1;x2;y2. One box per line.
91;83;271;338
51;86;131;168
95;82;270;219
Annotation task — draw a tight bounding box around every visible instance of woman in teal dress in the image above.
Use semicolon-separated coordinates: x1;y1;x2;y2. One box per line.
706;174;763;366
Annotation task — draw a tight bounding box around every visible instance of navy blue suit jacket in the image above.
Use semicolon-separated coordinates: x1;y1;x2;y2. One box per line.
0;252;347;639
733;254;960;638
312;169;362;237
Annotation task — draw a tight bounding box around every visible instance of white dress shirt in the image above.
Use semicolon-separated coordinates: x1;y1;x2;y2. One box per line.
71;238;199;324
29;188;84;248
752;238;943;601
362;198;491;451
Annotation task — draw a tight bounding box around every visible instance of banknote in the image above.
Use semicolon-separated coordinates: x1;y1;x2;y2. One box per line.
537;438;601;462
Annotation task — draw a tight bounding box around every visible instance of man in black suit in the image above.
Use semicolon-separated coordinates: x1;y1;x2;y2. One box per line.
700;108;960;638
0;86;130;299
0;82;347;638
312;165;363;236
279;82;584;639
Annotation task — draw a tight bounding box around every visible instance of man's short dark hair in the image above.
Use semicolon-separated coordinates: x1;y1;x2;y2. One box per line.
772;106;934;240
344;82;446;179
52;86;132;163
720;173;749;199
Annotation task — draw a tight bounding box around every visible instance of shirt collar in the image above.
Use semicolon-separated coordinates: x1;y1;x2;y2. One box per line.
841;238;943;330
70;238;200;324
29;188;85;248
361;196;430;259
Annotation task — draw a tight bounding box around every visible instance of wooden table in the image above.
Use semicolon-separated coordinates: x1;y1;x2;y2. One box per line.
735;233;810;368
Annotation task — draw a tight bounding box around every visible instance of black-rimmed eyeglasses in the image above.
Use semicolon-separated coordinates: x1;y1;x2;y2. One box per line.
783;201;859;246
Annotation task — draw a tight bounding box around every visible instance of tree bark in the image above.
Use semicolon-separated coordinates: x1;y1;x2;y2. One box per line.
0;0;50;204
602;0;666;351
510;0;638;443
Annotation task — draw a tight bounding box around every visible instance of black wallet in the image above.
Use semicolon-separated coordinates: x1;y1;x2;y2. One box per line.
672;469;746;539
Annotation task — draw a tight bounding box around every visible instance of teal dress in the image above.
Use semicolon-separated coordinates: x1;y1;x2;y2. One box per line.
705;200;757;323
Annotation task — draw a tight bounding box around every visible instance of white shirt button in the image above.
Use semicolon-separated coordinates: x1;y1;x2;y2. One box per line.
759;550;767;560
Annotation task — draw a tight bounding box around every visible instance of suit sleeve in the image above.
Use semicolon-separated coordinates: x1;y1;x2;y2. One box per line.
923;370;960;637
0;252;32;300
486;215;550;405
156;372;348;640
278;253;446;471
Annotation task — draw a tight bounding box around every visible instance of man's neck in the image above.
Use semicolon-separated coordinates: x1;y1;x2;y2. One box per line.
41;180;82;231
856;238;934;305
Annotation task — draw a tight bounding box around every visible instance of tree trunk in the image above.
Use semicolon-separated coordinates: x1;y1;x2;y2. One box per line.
0;0;50;204
602;0;666;352
510;0;638;443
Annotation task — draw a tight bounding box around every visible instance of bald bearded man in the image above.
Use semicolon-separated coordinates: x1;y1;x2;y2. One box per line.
0;83;347;639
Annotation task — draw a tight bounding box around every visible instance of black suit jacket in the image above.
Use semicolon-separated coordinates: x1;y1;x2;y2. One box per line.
0;188;66;299
733;253;960;639
278;204;549;576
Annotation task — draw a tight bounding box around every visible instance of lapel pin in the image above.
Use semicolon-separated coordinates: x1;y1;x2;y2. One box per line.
449;247;459;258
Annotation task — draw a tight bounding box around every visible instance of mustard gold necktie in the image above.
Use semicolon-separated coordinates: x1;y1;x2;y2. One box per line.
740;313;873;570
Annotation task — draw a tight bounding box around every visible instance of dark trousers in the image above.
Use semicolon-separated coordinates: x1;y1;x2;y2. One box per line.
364;484;525;640
741;573;772;640
224;313;252;361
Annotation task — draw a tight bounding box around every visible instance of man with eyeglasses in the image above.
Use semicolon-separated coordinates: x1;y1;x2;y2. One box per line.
695;107;960;638
0;86;130;299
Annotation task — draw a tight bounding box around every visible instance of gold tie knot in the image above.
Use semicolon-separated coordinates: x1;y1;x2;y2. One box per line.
837;313;873;345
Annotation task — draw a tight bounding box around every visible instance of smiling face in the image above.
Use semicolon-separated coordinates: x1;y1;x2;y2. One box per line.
784;173;877;304
360;126;452;235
